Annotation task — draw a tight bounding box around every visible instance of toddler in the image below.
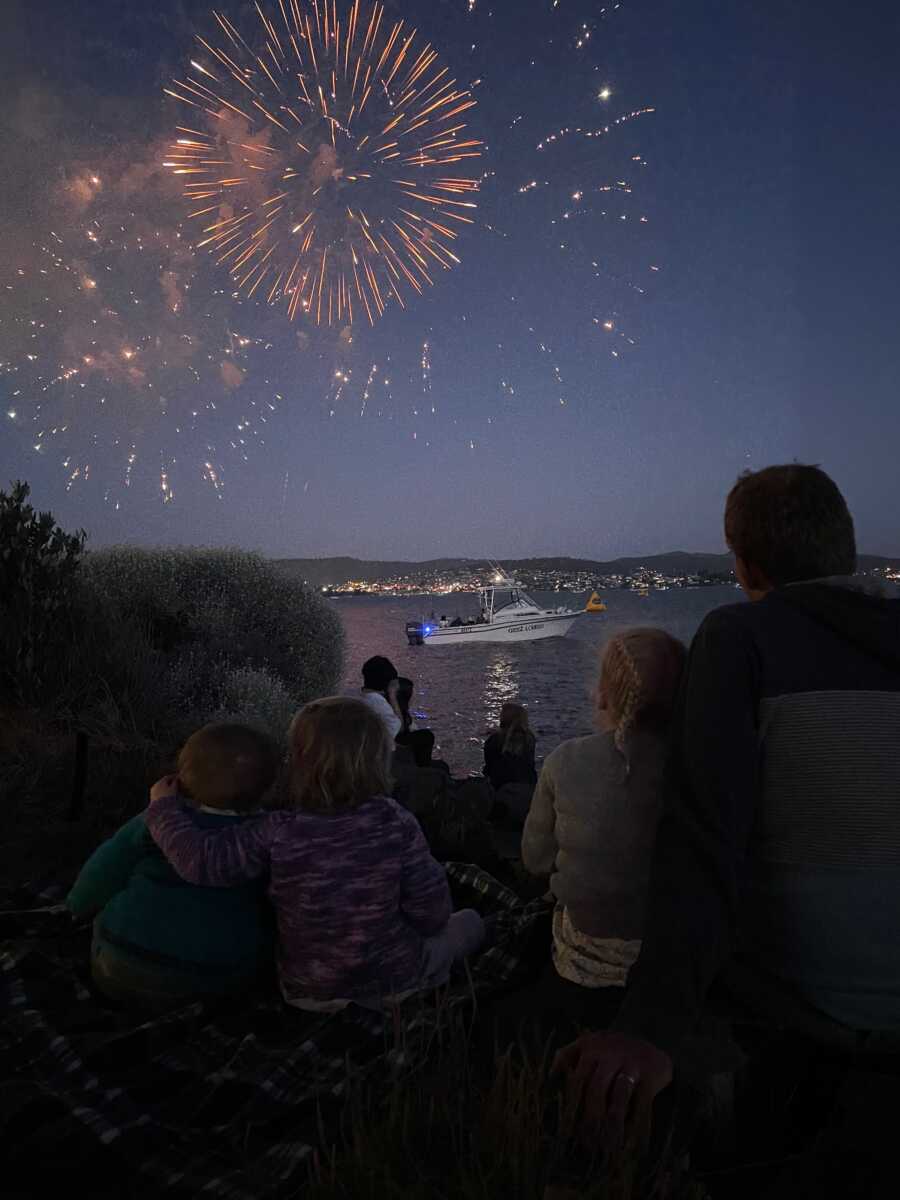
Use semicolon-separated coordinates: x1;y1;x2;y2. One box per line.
68;723;279;1008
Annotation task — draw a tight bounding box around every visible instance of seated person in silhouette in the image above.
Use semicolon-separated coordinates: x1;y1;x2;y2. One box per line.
67;723;278;1009
360;655;402;738
483;703;537;792
396;676;415;735
396;728;451;774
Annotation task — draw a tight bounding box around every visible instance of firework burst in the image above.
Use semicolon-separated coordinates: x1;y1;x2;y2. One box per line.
165;0;482;327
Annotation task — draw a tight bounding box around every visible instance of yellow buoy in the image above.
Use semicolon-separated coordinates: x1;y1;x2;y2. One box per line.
585;590;607;613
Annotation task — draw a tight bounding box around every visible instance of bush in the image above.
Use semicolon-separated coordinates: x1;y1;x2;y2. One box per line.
210;664;298;735
82;546;344;720
0;481;85;705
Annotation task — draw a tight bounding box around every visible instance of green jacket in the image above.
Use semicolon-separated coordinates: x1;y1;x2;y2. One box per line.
67;809;273;978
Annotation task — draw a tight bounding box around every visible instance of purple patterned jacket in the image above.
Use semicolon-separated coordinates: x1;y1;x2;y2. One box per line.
145;794;451;1004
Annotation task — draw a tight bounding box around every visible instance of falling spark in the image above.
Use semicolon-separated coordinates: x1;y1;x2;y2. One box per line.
360;361;377;415
421;339;432;410
160;463;174;503
330;365;351;412
536;107;655;151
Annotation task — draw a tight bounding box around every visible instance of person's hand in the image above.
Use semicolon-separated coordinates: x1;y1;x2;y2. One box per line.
149;774;179;804
553;1031;673;1153
386;677;399;702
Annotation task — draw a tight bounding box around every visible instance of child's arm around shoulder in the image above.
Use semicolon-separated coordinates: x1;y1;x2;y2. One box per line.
146;779;279;888
396;804;452;936
66;814;153;918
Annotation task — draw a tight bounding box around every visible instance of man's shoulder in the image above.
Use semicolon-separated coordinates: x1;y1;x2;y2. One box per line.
694;596;779;645
698;597;755;629
698;591;825;640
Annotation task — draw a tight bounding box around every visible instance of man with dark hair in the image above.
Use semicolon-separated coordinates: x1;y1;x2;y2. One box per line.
360;654;403;738
724;463;857;589
555;464;900;1141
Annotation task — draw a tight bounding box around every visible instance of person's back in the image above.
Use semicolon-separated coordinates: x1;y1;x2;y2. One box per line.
530;729;669;938
240;795;447;1002
483;703;537;792
694;578;900;1027
523;629;684;988
67;723;279;1006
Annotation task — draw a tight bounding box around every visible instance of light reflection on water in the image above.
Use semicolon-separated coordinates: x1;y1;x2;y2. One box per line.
338;587;740;775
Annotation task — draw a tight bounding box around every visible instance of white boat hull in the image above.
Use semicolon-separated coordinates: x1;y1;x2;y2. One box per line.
419;611;581;644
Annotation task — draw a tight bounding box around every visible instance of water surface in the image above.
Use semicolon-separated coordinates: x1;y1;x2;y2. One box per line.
337;587;741;774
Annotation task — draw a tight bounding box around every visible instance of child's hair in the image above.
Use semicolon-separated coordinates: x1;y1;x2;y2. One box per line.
289;696;392;812
177;723;281;812
599;629;686;755
499;702;533;757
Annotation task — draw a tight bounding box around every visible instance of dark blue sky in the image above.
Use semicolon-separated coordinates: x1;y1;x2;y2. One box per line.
1;0;898;559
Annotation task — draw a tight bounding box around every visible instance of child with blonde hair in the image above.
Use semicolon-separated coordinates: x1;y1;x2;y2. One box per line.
522;628;685;1002
67;723;280;1008
146;697;484;1010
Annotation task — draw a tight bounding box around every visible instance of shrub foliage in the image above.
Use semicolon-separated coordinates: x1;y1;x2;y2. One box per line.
0;481;86;705
82;545;344;728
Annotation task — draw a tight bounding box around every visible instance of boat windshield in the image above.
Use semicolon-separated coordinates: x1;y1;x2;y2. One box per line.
491;587;538;614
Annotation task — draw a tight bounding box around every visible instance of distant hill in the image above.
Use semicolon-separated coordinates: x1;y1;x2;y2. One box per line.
276;552;899;587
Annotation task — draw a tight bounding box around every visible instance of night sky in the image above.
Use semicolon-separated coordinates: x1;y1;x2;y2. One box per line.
1;0;898;560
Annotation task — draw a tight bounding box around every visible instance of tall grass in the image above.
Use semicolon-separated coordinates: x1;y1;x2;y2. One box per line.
306;1001;699;1200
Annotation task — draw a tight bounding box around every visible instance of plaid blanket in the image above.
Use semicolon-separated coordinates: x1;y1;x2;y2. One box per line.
0;865;551;1199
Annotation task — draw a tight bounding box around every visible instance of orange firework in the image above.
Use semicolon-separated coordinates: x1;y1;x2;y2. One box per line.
164;0;482;326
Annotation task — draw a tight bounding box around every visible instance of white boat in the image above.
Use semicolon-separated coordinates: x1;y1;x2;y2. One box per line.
405;572;583;645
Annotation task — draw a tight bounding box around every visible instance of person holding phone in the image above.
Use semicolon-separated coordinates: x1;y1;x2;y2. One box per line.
360;655;403;738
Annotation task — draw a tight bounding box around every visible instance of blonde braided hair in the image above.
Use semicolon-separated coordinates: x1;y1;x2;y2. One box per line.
612;639;645;755
598;628;686;768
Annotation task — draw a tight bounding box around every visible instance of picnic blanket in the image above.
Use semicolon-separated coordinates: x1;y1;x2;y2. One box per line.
0;864;551;1199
